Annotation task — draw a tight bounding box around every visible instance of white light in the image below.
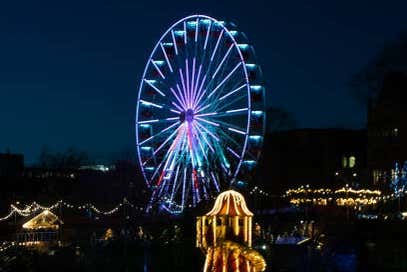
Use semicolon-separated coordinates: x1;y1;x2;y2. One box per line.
228;127;246;135
140;99;163;108
138;119;159;124
226;108;248;114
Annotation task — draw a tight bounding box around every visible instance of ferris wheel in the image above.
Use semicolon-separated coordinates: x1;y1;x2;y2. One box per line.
135;15;266;213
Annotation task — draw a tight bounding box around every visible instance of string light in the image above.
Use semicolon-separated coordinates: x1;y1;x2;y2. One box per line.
285;185;396;207
0;198;144;223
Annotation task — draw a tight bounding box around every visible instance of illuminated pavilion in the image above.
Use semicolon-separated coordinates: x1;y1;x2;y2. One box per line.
196;190;266;272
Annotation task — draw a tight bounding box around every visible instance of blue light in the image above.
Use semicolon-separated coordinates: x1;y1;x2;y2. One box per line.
252;111;263;116
244;160;256;165
187;21;197;27
237;44;249;50
141;146;152;151
246;63;257;69
154;60;165;66
201;19;211;25
174;30;185;36
249;135;263;141
250;85;263;91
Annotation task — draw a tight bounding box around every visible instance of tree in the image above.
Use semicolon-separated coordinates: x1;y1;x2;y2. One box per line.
349;30;407;106
38;146;89;169
266;106;297;133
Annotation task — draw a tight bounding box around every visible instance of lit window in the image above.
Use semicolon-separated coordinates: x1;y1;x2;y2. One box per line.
349;156;356;168
342;156;347;168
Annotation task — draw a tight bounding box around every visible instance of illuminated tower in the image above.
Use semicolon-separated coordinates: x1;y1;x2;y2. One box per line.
196;190;266;272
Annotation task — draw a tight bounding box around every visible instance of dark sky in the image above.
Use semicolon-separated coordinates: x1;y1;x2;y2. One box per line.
1;0;406;164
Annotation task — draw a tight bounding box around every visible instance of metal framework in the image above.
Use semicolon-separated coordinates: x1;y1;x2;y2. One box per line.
135;15;266;213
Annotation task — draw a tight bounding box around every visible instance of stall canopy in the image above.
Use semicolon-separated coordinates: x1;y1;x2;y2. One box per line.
22;210;63;230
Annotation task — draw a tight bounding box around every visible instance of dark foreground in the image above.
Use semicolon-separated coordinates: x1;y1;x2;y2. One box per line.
1;220;407;271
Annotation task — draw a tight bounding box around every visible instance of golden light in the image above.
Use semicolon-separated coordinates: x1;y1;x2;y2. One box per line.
197;190;266;272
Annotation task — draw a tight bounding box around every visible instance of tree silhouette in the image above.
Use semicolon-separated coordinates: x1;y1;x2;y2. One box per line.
349;30;407;106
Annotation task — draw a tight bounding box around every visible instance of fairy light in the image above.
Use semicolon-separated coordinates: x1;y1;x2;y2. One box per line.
285;185;386;207
0;198;144;223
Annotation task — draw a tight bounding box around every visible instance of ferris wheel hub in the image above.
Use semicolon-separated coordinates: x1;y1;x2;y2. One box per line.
180;109;195;123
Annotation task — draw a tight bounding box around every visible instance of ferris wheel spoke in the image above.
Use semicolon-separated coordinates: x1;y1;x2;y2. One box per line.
172;101;184;112
194;61;242;111
210;172;220;192
195;120;220;142
190;57;196;105
139;99;163;109
178;68;189;107
192;122;215;153
138;121;180;146
217;129;242;153
170;87;187;109
153;124;184;156
210;29;224;61
192;74;207;110
191;64;203;104
183;21;187;44
151;59;166;79
175;84;188;109
213;94;247;113
169;164;181;203
227;146;241;159
150;127;185;184
171;30;179;55
143;79;166;97
219;84;246;101
203;21;212;50
208;62;242;99
185;59;191;108
212;44;234;80
219;120;248;135
194;103;213;114
160;43;174;73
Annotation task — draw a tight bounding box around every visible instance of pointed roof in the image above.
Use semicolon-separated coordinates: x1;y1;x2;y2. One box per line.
206;190;253;216
22;210;63;230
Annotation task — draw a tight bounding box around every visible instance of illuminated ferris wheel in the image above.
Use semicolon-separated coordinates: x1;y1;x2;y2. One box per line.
135;15;265;213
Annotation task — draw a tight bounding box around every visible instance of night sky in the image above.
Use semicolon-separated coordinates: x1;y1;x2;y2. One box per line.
1;0;406;164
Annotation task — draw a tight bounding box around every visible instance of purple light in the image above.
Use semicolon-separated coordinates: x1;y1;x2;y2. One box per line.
179;68;188;107
191;58;196;106
170;87;187;109
185;59;190;107
227;147;240;158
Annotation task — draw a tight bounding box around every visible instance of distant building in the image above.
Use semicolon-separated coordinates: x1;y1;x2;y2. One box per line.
257;129;367;193
367;71;407;188
0;153;24;177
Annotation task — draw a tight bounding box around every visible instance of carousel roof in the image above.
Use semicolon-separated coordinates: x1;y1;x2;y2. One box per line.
22;210;63;230
206;190;253;217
